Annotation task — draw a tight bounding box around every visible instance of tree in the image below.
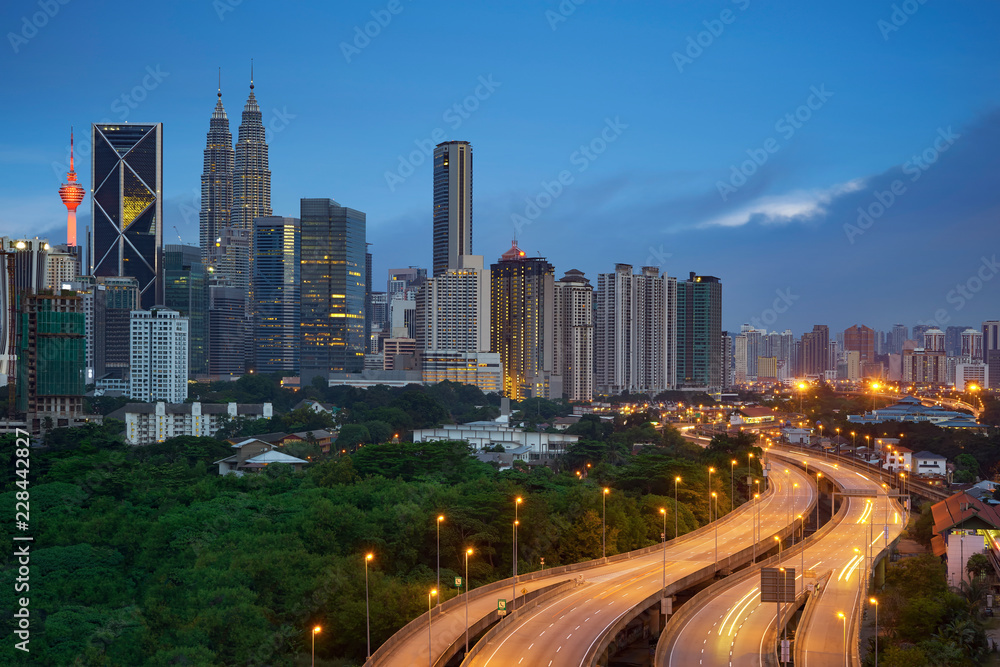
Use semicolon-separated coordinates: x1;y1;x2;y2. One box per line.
336;424;370;450
965;553;991;581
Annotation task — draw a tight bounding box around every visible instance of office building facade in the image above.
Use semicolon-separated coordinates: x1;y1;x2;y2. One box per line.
163;245;208;377
676;273;722;391
300;198;366;381
432;141;473;277
200;87;234;269
90;123;163;308
253;216;300;374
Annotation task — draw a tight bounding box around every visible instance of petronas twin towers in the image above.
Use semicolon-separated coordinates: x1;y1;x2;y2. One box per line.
199;67;272;293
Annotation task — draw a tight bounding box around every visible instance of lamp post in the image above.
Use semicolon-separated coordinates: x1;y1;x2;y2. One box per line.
872;382;880;411
815;472;823;531
712;492;719;565
365;553;374;660
674;477;681;538
798;382;807;413
436;515;444;596
464;548;473;656
427;589;438;667
602;488;610;558
312;626;321;667
747;452;755;503
659;508;667;592
838;612;847;667
870;597;879;667
707;467;715;523
730;459;737;513
513;497;522;610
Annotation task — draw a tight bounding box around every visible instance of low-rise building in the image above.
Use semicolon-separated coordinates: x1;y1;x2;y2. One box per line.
884;446;912;473
913;450;948;478
110;401;274;445
213;438;309;476
412;420;580;462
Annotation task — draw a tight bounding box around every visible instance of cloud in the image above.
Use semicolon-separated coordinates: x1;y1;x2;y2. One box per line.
695;179;866;230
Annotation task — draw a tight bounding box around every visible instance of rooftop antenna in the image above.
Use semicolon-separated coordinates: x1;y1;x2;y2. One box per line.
218;67;222;99
250;58;254;90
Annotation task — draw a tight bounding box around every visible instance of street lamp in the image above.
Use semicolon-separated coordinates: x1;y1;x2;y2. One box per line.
815;472;823;531
747;452;755;503
312;626;321;667
436;515;444;595
838;612;847;667
602;488;610;558
365;553;374;660
464;548;473;656
870;597;879;667
427;589;438;667
659;508;667;592
513;497;522;610
730;459;737;513
707;467;715;523
871;382;880;411
674;477;681;538
798;382;807;413
712;492;719;565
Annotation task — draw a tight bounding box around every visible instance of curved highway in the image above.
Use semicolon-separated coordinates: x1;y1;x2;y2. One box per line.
464;464;815;667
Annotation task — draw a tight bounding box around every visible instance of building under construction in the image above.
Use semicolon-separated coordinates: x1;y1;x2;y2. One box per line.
16;289;86;431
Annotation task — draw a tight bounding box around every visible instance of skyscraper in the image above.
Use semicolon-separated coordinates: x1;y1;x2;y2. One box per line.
676;273;722;391
595;264;673;395
227;69;272;292
58;129;85;247
432;141;473;277
200;80;234;269
889;324;909;354
491;242;557;400
843;324;875;369
208;281;247;378
17;290;85;430
417;255;490;352
253;216;300;374
163;245;208;377
800;325;830;376
90;122;163;309
299;198;366;382
129;307;189;403
553;269;594;402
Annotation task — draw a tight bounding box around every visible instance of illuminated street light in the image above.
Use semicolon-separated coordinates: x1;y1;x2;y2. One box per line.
464;548;473;655
436;515;444;596
365;553;374;659
870;597;879;667
674;477;682;538
602;488;610;558
312;626;321;667
427;589;438;667
659;508;667;592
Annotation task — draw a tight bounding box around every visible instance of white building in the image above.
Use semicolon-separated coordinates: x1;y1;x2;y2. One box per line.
412;421;580;461
595;264;675;395
955;362;989;391
417;254;490;352
553;269;594;402
129;307;189;403
913;450;947;477
111;401;274;445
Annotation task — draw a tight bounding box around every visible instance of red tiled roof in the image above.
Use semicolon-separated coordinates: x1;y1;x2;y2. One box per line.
931;491;1000;537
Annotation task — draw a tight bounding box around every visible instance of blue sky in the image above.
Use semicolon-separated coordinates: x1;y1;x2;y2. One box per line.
1;0;998;334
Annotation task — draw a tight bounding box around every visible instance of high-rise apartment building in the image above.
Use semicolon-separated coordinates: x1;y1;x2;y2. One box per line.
253;217;300;374
923;328;946;352
208;281;247;378
90;122;163;308
676;273;722;391
300;198;366;382
843;324;875;365
595;264;673;395
945;325;971;357
960;328;983;361
491;242;557;400
0;237;52;381
799;325;830;376
163;245;208;377
432;141;473;277
129;307;188;403
984;321;1000;388
16;290;86;430
553;269;594;402
45;245;78;289
417;255;490;352
200;84;234;269
889;324;909;354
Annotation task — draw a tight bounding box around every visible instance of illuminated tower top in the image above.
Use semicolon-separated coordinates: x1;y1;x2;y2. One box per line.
58;128;85;246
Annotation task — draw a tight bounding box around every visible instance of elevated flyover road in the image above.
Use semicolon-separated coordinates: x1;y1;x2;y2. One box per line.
657;450;903;667
463;464;815;667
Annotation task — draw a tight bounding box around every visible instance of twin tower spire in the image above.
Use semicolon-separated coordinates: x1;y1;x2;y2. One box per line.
200;61;272;292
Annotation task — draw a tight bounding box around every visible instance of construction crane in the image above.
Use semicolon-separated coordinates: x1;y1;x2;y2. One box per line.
173;226;184;244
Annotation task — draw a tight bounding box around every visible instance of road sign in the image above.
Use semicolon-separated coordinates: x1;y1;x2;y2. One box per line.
780;639;790;662
761;568;795;603
661;597;673;615
498;599;507;616
455;576;462;587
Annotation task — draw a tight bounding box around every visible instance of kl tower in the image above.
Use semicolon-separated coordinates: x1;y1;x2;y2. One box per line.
58;128;85;246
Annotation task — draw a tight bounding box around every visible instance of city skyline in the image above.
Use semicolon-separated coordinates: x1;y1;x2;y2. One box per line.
2;1;999;332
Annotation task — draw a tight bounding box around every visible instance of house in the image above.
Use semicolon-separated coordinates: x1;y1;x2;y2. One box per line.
553;416;581;431
930;491;1000;585
292;399;340;417
782;427;811;444
884;446;913;473
280;429;337;452
913;450;947;478
213;438;309;476
730;406;776;426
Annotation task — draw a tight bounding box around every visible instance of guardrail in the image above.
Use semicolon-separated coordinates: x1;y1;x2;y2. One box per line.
368;470;780;666
585;467;820;666
654;453;849;667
